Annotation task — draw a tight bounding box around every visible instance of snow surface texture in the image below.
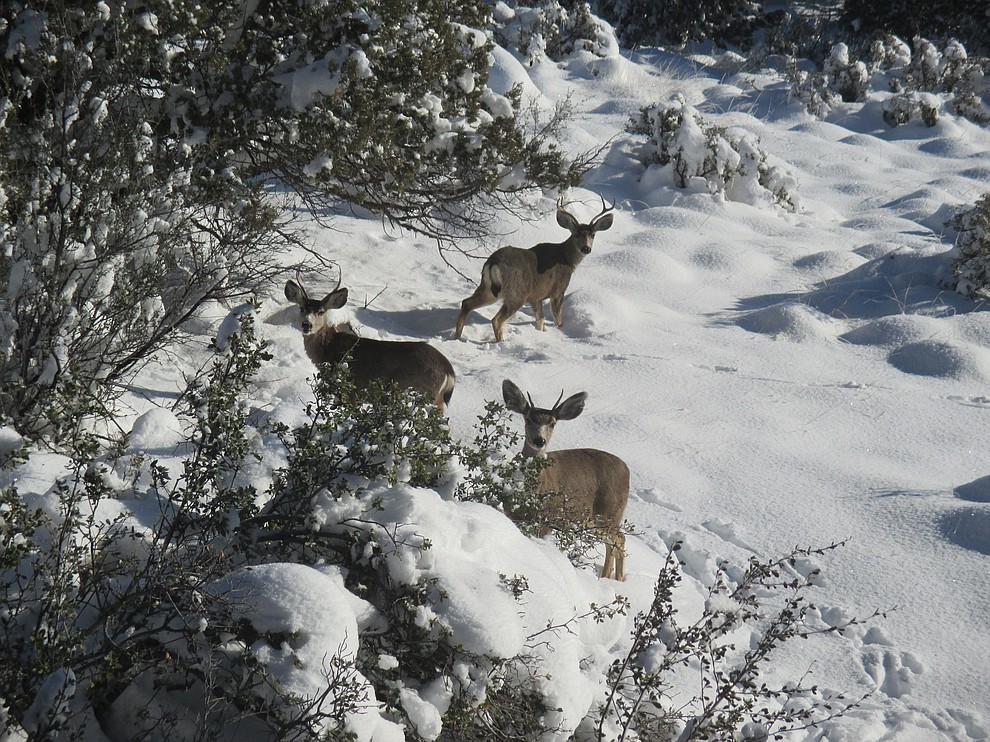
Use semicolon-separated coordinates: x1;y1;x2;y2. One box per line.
10;33;990;742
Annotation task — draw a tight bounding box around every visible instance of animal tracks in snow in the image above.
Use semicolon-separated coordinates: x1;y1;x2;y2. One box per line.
862;647;925;699
870;481;990;558
944;393;990;409
817;606;924;699
699;518;757;553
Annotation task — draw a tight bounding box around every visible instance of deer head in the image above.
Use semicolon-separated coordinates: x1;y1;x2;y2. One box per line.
284;270;349;336
502;379;588;457
556;194;615;255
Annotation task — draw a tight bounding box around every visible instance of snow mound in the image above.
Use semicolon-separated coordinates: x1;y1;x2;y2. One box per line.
939;506;990;556
880;186;961;233
793;249;867;277
736;302;837;342
604;243;694;285
560;288;643;339
886;339;990;380
839;315;943;348
954;475;990;504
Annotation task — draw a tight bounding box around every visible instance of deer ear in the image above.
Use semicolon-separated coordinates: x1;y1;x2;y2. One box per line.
554;392;587;420
556;209;580;232
502;379;529;414
592;213;614;232
285;280;306;304
320;288;348;311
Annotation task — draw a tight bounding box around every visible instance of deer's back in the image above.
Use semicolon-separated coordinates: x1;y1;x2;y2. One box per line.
487;243;576;302
541;448;630;527
308;333;454;396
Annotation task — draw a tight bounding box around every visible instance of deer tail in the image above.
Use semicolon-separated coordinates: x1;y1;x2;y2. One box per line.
484;258;503;298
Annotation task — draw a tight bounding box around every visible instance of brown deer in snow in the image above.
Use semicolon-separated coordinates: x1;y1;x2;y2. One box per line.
285;271;456;412
454;196;615;342
502;379;629;581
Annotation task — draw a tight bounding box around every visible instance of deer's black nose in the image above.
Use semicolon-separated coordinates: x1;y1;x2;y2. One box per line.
533;436;546;448
301;321;312;333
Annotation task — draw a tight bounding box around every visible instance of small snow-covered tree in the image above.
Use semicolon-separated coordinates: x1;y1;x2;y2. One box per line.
950;194;990;298
823;43;870;102
782;60;839;118
0;2;292;441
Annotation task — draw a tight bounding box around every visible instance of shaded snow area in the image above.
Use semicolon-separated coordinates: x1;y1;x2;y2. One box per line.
10;32;990;742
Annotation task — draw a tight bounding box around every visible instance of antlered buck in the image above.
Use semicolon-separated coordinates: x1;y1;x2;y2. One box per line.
502;379;629;581
454;196;615;342
285;272;456;412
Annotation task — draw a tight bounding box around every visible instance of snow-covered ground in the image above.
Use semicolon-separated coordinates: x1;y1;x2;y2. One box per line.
11;26;990;742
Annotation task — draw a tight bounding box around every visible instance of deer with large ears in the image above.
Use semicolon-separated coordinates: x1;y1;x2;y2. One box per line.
284;271;456;412
502;379;629;581
454;196;615;342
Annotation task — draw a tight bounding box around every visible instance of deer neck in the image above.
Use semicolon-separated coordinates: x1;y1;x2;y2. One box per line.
534;240;584;274
304;325;358;364
521;443;549;459
558;237;589;267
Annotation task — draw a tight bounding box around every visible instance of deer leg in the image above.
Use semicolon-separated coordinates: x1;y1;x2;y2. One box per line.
613;531;627;582
550;294;565;327
491;300;524;342
601;544;615;580
600;529;626;581
455;286;496;340
531;299;545;331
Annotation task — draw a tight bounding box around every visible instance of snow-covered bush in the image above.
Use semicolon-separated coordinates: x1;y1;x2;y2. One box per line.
824;43;870;101
868;34;914;77
783;61;840;118
0;1;291;442
632;96;802;212
871;36;989;125
842;0;989;56
778;35;989;127
941;40;990;123
492;1;617;64
596;542;880;739
776;42;868;116
949;194;990;298
0;314;625;739
882;91;941;127
0;315;335;739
